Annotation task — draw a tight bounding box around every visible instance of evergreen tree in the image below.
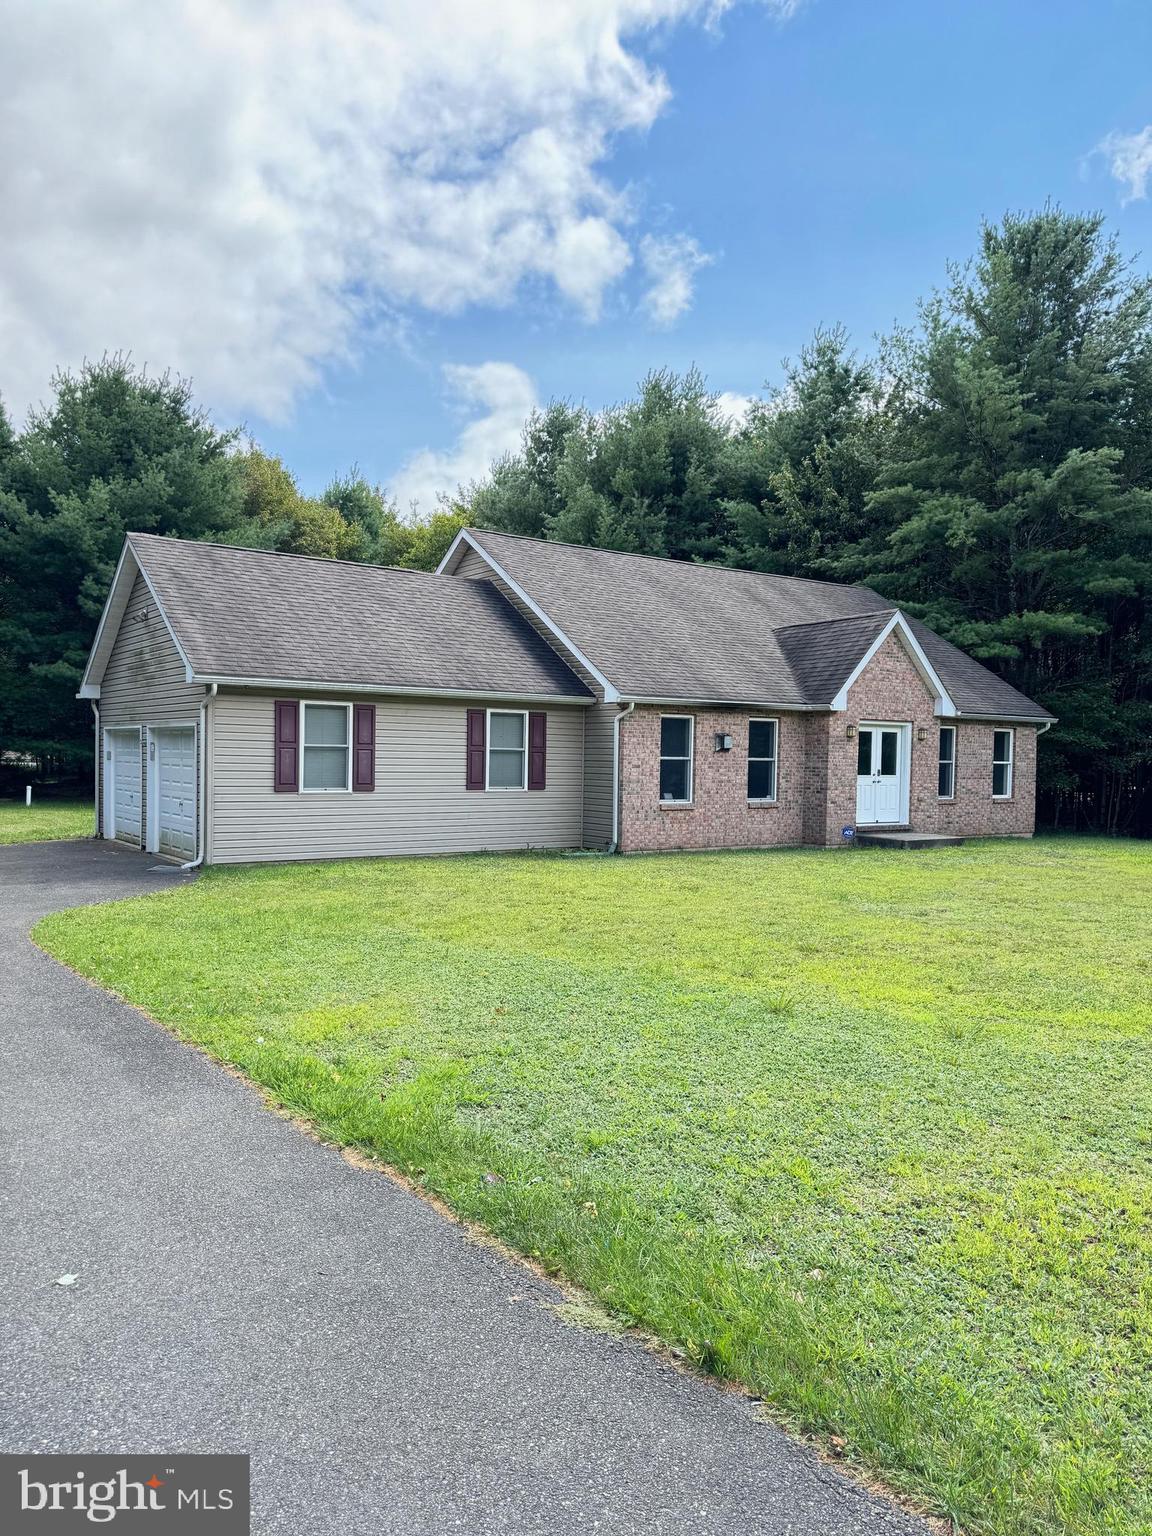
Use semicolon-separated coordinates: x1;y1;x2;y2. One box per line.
0;357;245;774
855;211;1152;830
721;327;890;575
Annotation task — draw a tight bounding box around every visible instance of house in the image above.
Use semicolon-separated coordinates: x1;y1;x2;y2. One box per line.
79;528;1054;864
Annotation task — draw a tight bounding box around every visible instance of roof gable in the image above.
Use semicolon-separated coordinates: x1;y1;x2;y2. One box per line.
84;535;593;703
443;528;1054;720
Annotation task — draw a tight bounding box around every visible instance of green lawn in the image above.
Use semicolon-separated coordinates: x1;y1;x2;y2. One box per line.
35;838;1152;1536
0;798;92;843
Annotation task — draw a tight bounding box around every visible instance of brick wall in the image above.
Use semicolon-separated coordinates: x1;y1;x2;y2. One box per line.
618;707;806;852
616;631;1038;852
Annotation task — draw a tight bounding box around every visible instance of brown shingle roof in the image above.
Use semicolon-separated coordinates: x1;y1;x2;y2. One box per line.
459;529;1054;719
127;534;592;700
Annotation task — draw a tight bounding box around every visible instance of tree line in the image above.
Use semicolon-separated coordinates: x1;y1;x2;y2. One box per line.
2;209;1149;830
465;211;1152;835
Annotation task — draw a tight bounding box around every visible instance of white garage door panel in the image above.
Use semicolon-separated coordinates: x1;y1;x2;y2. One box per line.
108;731;141;844
155;727;196;858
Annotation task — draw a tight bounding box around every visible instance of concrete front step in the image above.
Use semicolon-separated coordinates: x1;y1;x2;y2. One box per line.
856;830;965;849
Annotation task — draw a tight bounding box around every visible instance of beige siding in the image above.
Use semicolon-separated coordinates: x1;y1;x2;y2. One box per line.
96;572;203;839
208;691;585;863
453;544;618;847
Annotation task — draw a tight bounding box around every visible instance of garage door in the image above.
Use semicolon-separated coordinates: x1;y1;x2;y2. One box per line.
154;727;197;859
106;730;142;845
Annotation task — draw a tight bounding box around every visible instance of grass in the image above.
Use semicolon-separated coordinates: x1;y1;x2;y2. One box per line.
35;837;1152;1536
0;798;92;843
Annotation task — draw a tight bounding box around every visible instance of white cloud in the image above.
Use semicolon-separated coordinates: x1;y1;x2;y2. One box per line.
1095;127;1152;204
714;390;757;428
638;233;714;326
0;0;791;424
390;362;538;512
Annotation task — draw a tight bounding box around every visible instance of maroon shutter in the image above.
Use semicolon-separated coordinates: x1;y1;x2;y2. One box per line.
274;700;299;792
528;710;547;790
466;709;486;789
353;704;375;792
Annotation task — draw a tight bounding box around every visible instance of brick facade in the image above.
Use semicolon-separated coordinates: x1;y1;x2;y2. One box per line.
617;631;1038;852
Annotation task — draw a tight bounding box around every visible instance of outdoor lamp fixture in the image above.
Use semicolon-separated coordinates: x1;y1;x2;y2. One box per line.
917;726;928;742
714;732;733;752
845;723;857;739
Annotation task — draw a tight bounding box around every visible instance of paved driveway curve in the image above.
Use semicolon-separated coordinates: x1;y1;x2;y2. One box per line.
1;840;930;1536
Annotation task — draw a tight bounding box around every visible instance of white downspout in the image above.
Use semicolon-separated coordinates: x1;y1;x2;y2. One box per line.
180;683;217;871
1036;720;1052;737
90;700;101;837
608;701;636;854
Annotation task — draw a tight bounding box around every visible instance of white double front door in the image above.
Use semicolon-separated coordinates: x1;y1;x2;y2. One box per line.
855;722;909;826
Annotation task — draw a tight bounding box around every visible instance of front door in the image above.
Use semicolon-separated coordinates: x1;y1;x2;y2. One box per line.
856;724;907;825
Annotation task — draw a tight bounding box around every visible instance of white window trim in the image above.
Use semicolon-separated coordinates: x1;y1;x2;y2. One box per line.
747;716;779;804
485;707;529;792
992;728;1014;800
938;724;956;801
659;714;694;805
299;700;353;793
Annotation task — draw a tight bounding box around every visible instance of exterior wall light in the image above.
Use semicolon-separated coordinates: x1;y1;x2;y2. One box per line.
917;726;928;742
845;723;857;738
714;733;733;752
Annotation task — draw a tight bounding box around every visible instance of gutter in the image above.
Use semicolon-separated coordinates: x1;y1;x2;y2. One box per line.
190;676;593;707
608;701;636;854
181;684;217;871
90;700;100;837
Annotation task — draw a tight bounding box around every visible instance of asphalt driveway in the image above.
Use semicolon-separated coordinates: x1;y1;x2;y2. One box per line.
0;840;930;1535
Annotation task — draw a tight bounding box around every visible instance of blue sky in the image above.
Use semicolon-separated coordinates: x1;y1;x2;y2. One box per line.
6;0;1151;508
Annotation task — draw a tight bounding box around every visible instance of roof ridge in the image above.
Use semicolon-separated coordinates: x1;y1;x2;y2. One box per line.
468;528;881;594
126;531;464;583
774;607;896;634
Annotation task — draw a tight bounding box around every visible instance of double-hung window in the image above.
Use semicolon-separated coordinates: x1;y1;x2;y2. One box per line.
992;729;1014;798
301;702;351;791
487;709;527;790
938;726;956;799
747;718;778;801
659;716;693;803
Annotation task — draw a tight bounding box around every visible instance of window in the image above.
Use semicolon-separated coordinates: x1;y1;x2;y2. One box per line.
659;716;693;802
992;729;1014;798
938;726;956;799
487;709;527;789
747;718;778;801
301;702;351;791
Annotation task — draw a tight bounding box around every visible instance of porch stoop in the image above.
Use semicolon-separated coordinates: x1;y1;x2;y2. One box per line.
856;830;965;849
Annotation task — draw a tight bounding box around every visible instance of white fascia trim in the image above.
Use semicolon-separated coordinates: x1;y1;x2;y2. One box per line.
79;540;135;695
437;529;620;702
132;557;199;683
79;538;199;693
193;675;593;706
830;611;956;716
623;695;822;711
955;711;1057;725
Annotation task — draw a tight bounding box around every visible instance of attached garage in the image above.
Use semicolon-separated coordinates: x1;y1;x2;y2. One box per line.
148;725;197;859
103;727;143;846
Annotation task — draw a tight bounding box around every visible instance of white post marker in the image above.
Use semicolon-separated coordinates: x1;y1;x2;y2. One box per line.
26;785;32;806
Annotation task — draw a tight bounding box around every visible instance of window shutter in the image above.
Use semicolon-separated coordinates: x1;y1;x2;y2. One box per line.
466;709;486;789
274;700;299;792
528;710;547;791
353;703;376;792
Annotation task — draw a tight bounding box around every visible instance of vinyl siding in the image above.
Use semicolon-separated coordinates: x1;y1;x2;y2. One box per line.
208;690;584;863
453;545;617;847
96;572;203;840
